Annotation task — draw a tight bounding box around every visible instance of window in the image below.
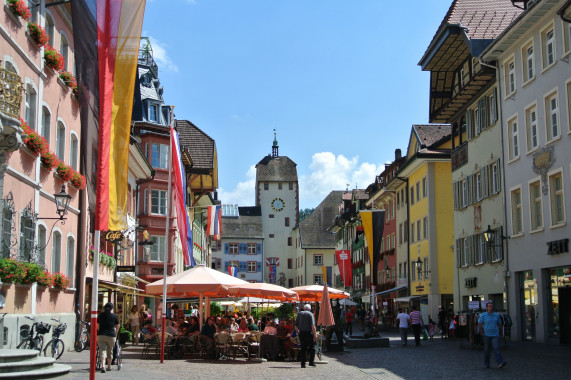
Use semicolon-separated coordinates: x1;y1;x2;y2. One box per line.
247;243;257;254
19;208;36;261
70;134;78;170
475;235;485;265
278;183;282;190
475;172;482;201
27;0;38;22
399;223;403;244
529;180;543;230
545;91;559;141
55;121;65;159
461;179;468;207
37;225;46;266
41;107;51;144
264;183;269;190
422;178;427;198
313;275;323;285
410;223;415;243
151;143;169;169
59;34;69;71
24;84;37;129
416;220;421;241
565;19;571;55
542;27;555;69
508;117;519;160
505;58;516;95
229;261;239;269
522;41;535;83
410;187;415;205
289;182;293;190
489;88;498;125
511;188;523;235
149;104;158;122
45;13;55;47
51;231;62;273
66;237;75;284
416;182;420;202
492;161;501;194
288;258;292;269
150;235;165;261
247;261;257;273
229;243;239;254
313;255;323;266
287;237;292;246
549;172;565;226
269;234;274;238
151;189;167;215
423;217;428;239
424;258;429;278
411;262;416;281
525;105;538;152
285;217;290;227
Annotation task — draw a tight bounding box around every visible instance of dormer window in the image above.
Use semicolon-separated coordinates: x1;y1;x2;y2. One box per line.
149;103;158;122
141;74;152;87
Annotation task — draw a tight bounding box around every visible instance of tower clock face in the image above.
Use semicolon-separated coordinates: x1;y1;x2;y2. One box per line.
271;198;285;212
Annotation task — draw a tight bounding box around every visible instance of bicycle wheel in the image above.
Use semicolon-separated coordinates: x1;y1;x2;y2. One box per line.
74;340;84;352
44;339;65;359
35;336;44;352
74;331;87;352
116;354;122;370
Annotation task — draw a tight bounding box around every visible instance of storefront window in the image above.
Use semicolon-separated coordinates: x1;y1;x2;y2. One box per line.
520;271;537;340
548;267;571;339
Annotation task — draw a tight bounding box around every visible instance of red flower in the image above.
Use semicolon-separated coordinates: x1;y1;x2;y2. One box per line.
69;170;86;190
40;151;59;171
7;0;31;21
27;22;49;47
44;45;65;72
56;162;74;182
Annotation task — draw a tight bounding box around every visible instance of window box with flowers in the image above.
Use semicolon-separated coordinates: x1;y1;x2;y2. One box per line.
20;119;47;157
40;151;59;171
89;247;116;269
0;258;26;283
27;22;49;47
44;45;65;72
59;71;77;91
69;170;86;190
55;162;73;182
51;273;71;291
7;0;31;21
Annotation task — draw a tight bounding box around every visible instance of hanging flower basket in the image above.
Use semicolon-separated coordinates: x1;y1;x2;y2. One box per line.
56;162;74;182
51;273;71;290
43;45;65;72
69;170;86;190
59;71;77;88
40;151;59;171
20;119;48;156
7;0;31;21
27;21;49;47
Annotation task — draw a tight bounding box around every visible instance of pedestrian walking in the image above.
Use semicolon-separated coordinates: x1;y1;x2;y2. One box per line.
478;302;506;369
295;304;316;368
409;305;424;346
344;308;354;336
395;308;410;346
437;306;447;339
97;302;119;373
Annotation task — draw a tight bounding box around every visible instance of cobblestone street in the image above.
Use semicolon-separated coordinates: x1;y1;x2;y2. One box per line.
57;331;571;380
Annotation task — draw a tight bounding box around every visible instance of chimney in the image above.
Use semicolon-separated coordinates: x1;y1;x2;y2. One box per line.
395;149;402;160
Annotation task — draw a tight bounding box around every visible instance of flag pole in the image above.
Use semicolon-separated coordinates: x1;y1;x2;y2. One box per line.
89;231;100;380
160;109;174;363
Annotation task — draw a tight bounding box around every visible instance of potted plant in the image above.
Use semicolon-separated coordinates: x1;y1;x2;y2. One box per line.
55;162;74;181
0;258;26;284
69;170;86;190
59;71;77;89
27;21;48;47
40;151;59;171
43;45;65;72
21;119;47;156
118;324;132;345
36;271;53;288
7;0;31;21
51;273;70;290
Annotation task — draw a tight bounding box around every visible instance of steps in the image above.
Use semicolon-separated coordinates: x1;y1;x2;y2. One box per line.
0;349;71;378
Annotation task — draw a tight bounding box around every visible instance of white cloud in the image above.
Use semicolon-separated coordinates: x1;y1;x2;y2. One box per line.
218;165;256;206
147;37;179;73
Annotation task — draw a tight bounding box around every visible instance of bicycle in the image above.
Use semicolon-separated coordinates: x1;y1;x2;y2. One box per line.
74;320;90;352
16;316;51;352
96;338;122;371
43;318;66;359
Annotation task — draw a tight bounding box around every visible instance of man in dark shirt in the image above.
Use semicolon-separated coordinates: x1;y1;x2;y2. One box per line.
199;317;217;354
295;304;316;368
97;302;119;373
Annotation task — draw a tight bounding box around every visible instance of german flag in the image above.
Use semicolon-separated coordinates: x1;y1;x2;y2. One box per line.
72;0;146;231
359;210;385;286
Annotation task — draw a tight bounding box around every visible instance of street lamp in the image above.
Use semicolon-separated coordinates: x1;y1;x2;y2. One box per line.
138;230;154;261
415;245;422;278
483;225;509;249
39;184;72;221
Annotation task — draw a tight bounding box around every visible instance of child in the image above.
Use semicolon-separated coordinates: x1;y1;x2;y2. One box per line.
428;318;435;341
448;317;456;340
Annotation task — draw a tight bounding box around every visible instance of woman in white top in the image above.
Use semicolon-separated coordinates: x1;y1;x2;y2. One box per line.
128;305;140;345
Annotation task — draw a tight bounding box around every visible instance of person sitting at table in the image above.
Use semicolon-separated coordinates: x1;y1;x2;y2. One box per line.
238;317;249;332
228;317;239;332
263;321;277;335
247;317;259;332
141;320;157;341
276;320;293;360
199;317;217;356
165;318;178;336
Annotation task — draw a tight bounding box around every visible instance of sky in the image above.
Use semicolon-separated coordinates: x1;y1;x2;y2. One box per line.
142;0;453;210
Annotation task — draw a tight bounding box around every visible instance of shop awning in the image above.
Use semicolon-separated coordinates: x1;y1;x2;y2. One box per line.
394;295;424;303
120;273;150;284
373;285;407;297
98;279;145;294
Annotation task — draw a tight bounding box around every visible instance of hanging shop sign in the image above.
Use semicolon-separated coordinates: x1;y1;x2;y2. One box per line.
465;277;477;288
103;230;124;244
116;266;135;272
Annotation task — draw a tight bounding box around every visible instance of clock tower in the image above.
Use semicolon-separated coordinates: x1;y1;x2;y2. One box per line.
255;131;299;286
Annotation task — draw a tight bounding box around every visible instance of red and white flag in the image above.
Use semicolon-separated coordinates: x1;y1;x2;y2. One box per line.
207;205;221;240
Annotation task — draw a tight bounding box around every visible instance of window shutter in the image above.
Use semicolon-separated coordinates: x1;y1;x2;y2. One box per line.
479;98;488;131
453;182;458;210
239;261;247;272
481;166;488;199
495;158;501;193
466;175;473;205
239;243;246;254
257;243;262;254
224;261;229;270
216;258;221;269
224;243;229;254
498;226;504;261
143;190;148;214
490;88;498;124
456;239;461;268
466;110;473;140
257;261;262;272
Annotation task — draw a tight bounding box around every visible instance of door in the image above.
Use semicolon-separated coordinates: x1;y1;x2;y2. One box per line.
559;287;571;344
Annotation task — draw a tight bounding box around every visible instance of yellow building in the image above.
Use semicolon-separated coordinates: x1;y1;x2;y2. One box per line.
397;125;454;320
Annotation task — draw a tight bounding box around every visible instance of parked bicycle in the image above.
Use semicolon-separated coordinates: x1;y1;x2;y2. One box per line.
43;318;66;359
16;316;51;352
74;320;90;352
96;339;122;371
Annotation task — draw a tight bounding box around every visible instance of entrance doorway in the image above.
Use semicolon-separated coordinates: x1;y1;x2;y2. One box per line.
559;287;571;344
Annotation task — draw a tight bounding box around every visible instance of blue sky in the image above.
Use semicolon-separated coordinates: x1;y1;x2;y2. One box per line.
142;0;452;210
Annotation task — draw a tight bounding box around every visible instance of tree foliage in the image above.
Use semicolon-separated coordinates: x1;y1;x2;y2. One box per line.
299;208;315;222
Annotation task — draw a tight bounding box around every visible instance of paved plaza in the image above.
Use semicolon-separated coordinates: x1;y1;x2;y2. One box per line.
56;330;571;380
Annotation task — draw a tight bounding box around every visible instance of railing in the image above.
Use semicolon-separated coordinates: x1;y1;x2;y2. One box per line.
0;66;23;119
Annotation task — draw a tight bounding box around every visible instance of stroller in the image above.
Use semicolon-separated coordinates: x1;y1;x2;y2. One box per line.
96;338;122;371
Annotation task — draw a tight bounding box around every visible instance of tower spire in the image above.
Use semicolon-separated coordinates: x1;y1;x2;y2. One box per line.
272;129;279;157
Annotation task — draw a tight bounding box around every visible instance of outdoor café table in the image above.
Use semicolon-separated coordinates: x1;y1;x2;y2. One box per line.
259;334;280;361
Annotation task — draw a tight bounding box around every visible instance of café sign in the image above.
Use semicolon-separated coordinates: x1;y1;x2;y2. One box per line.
103;230;124;244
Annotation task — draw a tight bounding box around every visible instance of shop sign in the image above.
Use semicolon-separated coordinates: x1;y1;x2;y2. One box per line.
103;230;124;243
415;284;424;292
468;301;480;310
465;277;477;288
547;239;569;255
116;266;135;272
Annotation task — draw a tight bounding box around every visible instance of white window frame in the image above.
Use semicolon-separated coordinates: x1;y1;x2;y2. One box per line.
462;238;469;267
313;254;323;266
475;172;482;201
229;243;239;254
24;82;37;130
423;217;428;239
528;178;543;231
504;57;516;96
55;120;66;159
475;234;485;265
149;103;159;122
422;177;427;198
151;189;167;215
541;25;556;70
522;39;535;84
70;132;79;170
545;90;560;142
41;106;51;145
567;79;571;134
45;12;55;47
247;261;257;273
150;235;165;262
461;179;468;208
313;274;323;285
151;143;169;169
511;186;523;236
247;243;257;254
59;31;70;72
564;18;571;56
548;169;566;227
525;103;538;153
508;115;519;161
